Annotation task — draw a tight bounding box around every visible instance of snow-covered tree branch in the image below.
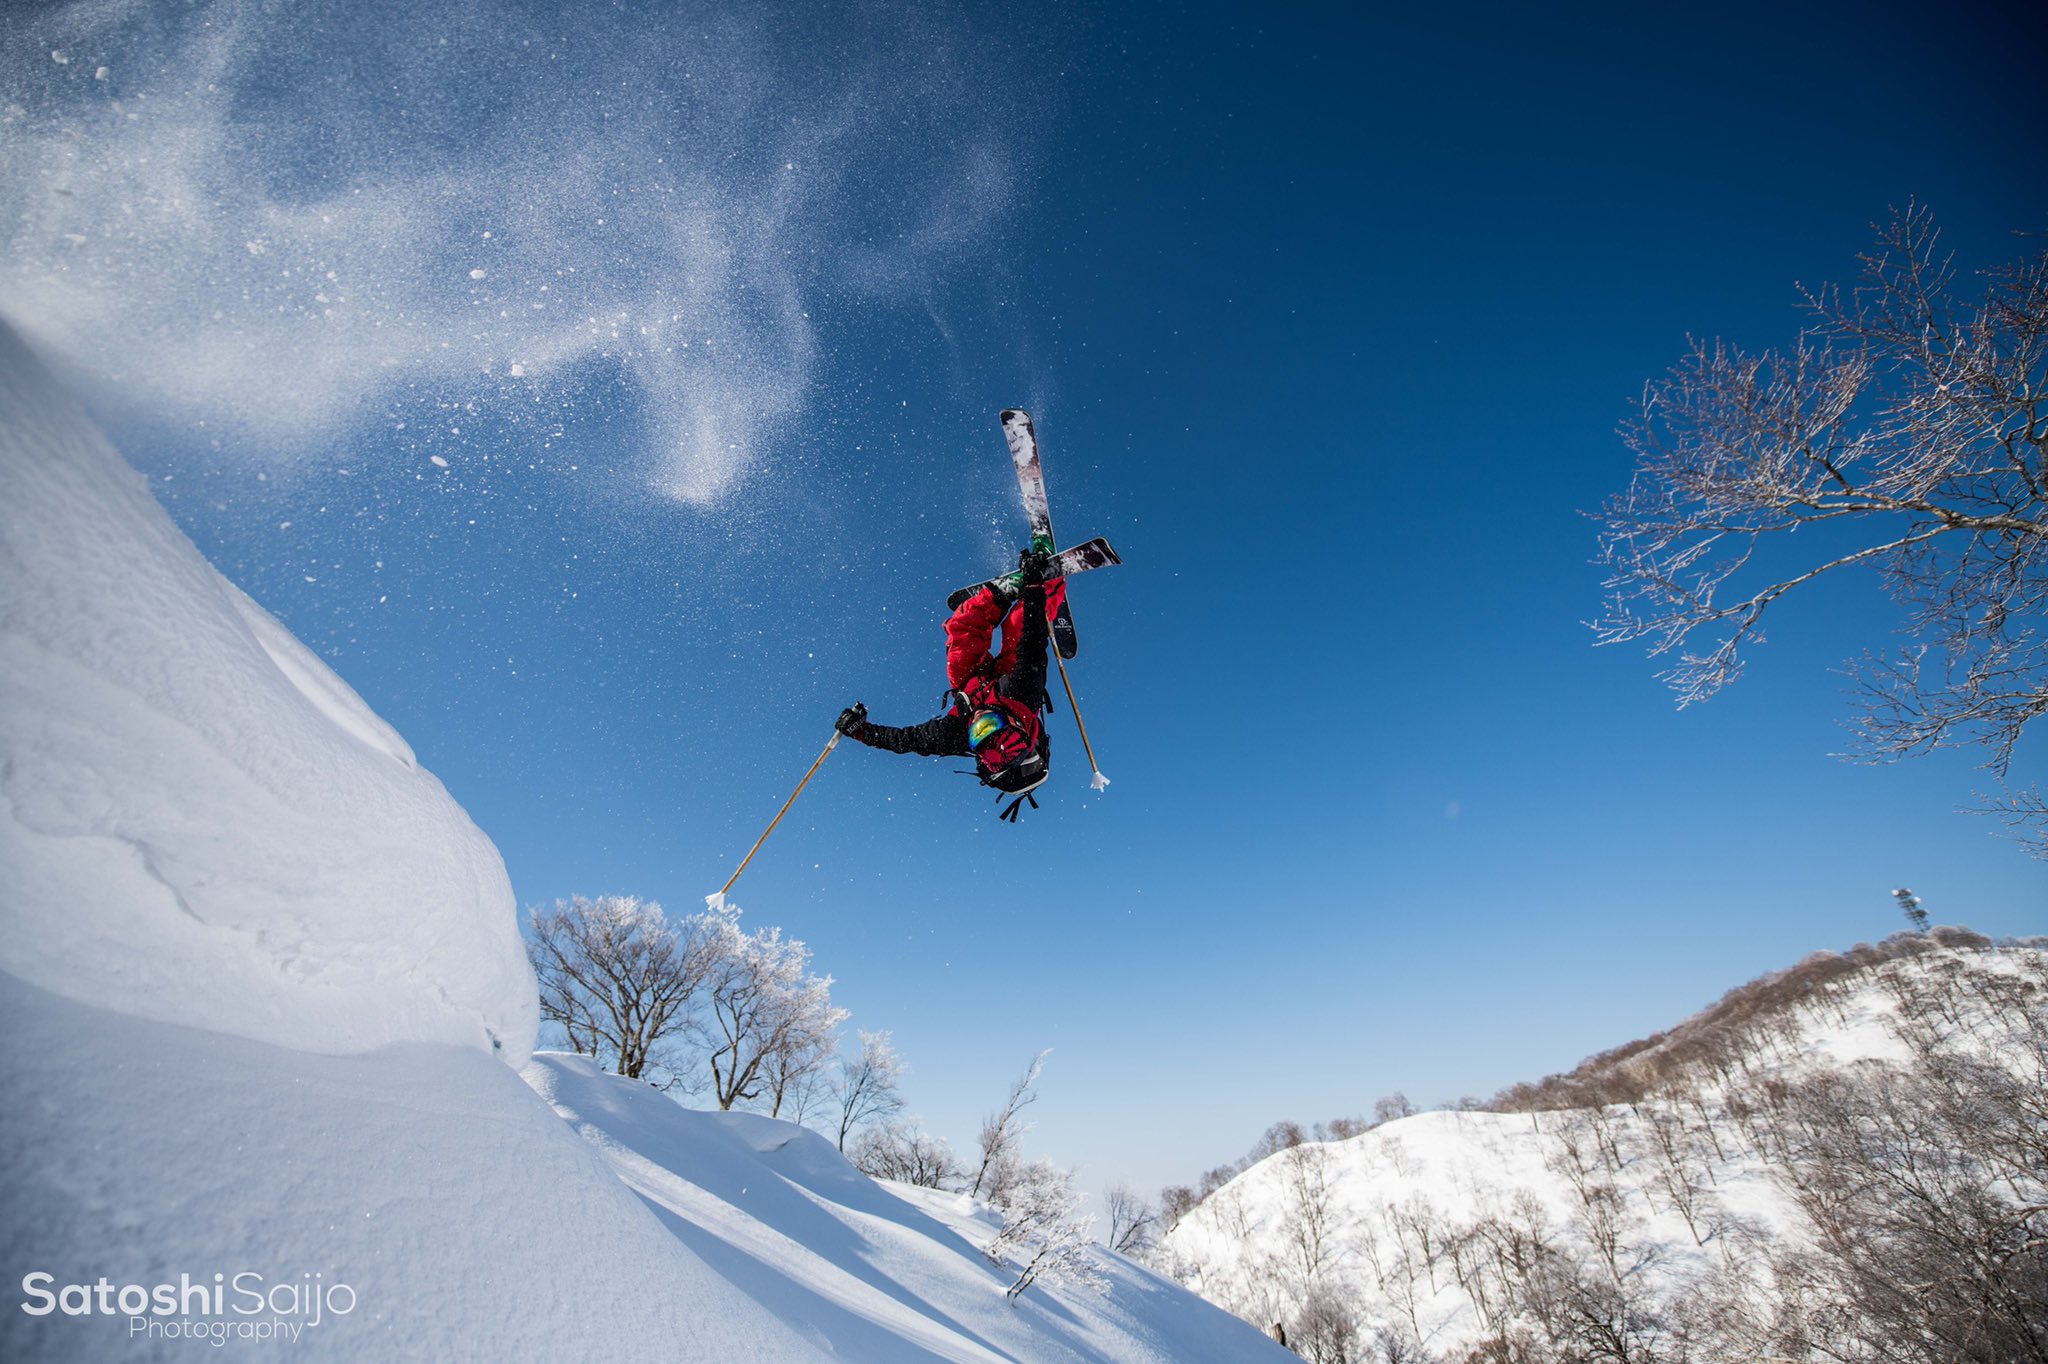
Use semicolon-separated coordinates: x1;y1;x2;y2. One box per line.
970;1049;1048;1202
526;895;716;1082
834;1029;908;1153
984;1158;1104;1302
698;920;847;1112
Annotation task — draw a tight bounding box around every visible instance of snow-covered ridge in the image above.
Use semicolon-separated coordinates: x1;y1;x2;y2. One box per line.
1487;924;2015;1111
0;318;536;1058
1159;937;2047;1362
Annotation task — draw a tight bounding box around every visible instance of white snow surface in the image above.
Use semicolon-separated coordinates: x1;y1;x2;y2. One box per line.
0;976;1292;1363
527;1052;1293;1364
0;319;537;1059
0;322;1291;1362
1160;942;2046;1358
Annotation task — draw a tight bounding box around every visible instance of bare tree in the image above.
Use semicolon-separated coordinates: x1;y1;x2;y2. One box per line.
761;980;844;1120
1596;205;2048;852
969;1050;1048;1201
1373;1093;1417;1126
1774;970;2048;1364
1290;1285;1361;1364
1282;1141;1342;1288
1643;1110;1710;1247
1103;1182;1158;1257
1249;1120;1307;1162
526;895;713;1082
833;1029;907;1153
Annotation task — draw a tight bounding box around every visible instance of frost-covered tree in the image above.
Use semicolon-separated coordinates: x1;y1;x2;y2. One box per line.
697;920;846;1111
833;1029;907;1153
984;1158;1103;1302
526;895;714;1082
760;979;845;1121
852;1120;958;1188
970;1050;1048;1201
1596;205;2048;853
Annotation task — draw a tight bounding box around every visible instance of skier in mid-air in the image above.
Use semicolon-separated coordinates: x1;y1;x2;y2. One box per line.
835;543;1066;820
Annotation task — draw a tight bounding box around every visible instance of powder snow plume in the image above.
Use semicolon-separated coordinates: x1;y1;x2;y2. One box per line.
0;0;1032;504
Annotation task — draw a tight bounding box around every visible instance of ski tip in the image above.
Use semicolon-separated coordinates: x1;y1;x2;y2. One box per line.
999;408;1028;424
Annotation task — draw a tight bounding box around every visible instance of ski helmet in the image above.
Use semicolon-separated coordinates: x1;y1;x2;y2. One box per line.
968;698;1047;796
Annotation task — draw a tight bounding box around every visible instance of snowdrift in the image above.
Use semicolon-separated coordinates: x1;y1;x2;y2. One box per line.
0;319;536;1059
0;977;811;1362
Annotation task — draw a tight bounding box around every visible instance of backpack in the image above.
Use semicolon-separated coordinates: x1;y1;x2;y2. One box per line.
967;695;1049;820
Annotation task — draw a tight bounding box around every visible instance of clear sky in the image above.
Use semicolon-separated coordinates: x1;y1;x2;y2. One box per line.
5;0;2042;1199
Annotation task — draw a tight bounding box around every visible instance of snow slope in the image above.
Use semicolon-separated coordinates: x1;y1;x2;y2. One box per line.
0;321;1292;1362
0;976;814;1362
2;980;1289;1362
0;319;536;1059
528;1053;1293;1364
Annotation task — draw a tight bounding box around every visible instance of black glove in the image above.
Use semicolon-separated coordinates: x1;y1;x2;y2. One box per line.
835;702;868;737
1019;548;1052;585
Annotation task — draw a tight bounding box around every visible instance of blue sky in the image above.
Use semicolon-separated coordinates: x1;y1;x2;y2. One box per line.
6;0;2042;1196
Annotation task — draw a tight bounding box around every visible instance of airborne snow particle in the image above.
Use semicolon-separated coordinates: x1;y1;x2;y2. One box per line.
469;268;487;280
430;455;449;468
51;50;69;64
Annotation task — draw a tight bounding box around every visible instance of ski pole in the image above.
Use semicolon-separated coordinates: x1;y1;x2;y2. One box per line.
1051;650;1110;791
708;730;841;910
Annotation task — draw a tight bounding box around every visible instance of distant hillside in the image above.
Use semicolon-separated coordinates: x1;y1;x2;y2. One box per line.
1486;925;2008;1113
1155;932;2048;1364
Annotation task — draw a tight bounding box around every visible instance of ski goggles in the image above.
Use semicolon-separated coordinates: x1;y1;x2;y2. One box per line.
968;710;1010;749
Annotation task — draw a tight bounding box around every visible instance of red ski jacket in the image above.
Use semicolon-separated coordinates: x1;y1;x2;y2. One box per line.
856;580;1060;759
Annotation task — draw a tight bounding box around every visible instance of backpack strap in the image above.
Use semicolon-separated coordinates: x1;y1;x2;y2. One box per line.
998;792;1040;823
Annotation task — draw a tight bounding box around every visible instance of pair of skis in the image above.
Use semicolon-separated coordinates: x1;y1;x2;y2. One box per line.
968;408;1115;794
947;409;1122;659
